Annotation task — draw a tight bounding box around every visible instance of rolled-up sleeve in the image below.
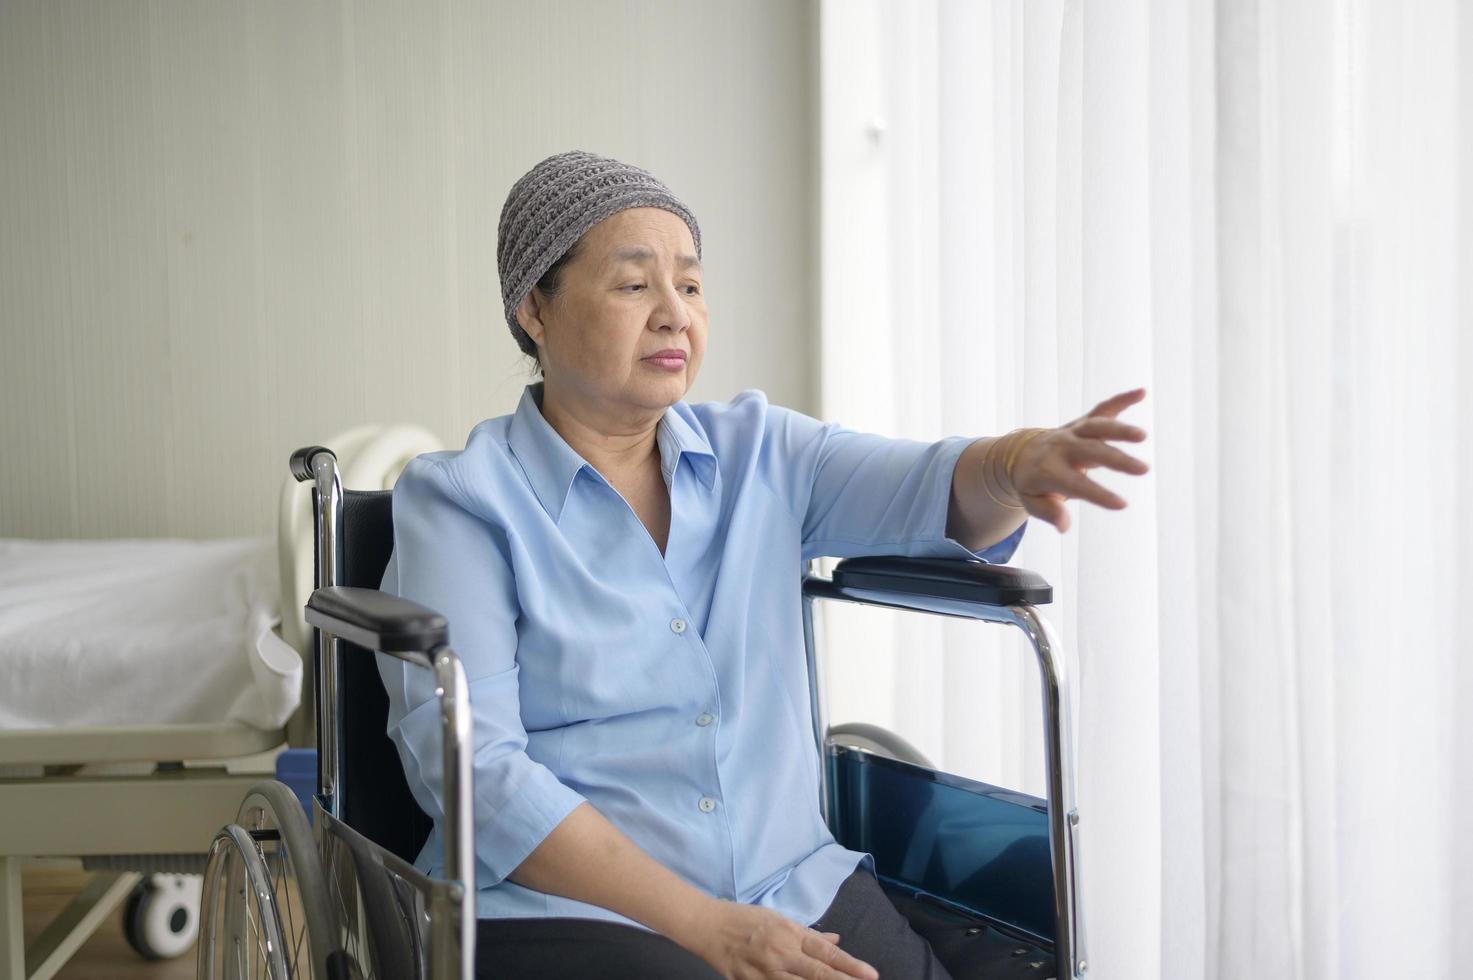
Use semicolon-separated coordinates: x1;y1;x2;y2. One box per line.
759;403;1026;565
377;457;587;885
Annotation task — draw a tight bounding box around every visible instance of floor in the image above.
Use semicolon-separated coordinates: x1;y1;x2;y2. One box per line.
23;867;194;980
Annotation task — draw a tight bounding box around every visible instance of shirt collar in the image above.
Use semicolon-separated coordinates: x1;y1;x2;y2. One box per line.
507;382;718;524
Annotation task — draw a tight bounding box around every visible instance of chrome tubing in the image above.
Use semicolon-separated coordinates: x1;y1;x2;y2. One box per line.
432;646;476;979
294;443;475;976
310;452;344;815
1009;604;1086;978
328;641;474;978
800;587;832;826
801;575;1087;979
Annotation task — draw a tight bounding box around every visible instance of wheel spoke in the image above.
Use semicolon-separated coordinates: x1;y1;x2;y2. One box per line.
246;897;260;976
234;870;250;980
328;862;360;974
279;849;302;975
288;884;307;974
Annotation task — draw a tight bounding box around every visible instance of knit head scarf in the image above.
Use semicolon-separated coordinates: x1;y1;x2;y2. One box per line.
496;150;703;363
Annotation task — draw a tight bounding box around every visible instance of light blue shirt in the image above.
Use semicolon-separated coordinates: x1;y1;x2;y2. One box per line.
377;381;1025;931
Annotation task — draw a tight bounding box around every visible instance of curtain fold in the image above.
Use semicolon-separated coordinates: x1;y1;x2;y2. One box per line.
818;1;1469;976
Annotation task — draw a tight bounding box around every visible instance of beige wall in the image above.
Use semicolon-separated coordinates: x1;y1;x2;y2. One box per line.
0;0;819;539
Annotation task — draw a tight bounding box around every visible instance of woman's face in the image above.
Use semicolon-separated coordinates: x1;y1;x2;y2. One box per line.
518;207;707;418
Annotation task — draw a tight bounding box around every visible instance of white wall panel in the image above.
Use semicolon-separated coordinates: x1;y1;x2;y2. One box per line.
0;0;817;538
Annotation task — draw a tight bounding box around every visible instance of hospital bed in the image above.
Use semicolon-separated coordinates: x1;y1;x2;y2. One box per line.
0;425;440;980
194;445;1086;979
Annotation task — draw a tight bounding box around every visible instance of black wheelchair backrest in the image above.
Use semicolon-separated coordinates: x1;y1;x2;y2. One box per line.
314;488;436;865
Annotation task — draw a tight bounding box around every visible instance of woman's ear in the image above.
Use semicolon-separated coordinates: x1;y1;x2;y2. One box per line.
516;289;548;348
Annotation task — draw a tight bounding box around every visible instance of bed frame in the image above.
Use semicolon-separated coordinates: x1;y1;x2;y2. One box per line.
0;717;283;979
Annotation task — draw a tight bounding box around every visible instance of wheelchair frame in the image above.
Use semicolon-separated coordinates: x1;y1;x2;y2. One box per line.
301;447;474;979
803;567;1086;977
198;446;1089;980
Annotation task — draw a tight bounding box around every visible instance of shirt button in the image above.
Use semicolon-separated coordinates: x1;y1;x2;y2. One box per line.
696;713;714;727
698;796;717;813
670;618;687;634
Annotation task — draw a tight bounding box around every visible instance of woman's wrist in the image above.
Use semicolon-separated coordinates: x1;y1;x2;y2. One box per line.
668;893;728;961
980;428;1046;508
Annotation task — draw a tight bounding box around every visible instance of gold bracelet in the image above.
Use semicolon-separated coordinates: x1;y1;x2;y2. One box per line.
1004;428;1048;482
979;439;1025;509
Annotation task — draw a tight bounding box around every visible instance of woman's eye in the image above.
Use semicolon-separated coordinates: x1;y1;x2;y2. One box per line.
621;283;700;295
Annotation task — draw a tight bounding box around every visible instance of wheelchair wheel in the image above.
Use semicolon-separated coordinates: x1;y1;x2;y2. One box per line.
123;873;202;960
198;780;339;979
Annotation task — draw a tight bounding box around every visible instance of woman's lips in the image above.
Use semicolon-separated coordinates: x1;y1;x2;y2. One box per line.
643;354;687;370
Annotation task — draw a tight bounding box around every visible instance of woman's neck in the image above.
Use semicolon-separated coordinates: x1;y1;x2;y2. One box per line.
534;380;661;480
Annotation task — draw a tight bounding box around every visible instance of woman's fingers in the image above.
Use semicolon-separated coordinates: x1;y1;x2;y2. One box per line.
1086;386;1146;419
1023;492;1071;533
1072;417;1148;443
1052;464;1129;510
799;929;879;979
1021;456;1131;531
1068;437;1150;476
1007;388;1148;534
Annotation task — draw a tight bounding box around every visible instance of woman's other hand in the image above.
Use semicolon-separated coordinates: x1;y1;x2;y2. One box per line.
1008;387;1150;534
683;899;880;980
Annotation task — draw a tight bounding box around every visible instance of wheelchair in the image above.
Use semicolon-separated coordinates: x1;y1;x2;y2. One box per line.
195;444;1087;980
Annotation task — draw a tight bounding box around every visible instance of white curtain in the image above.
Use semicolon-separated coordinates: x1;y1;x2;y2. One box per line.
817;1;1471;977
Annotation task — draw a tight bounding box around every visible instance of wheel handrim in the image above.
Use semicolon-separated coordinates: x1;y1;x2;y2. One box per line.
198;825;292;979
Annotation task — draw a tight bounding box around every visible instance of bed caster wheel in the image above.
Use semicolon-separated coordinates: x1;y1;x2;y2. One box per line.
122;873;203;960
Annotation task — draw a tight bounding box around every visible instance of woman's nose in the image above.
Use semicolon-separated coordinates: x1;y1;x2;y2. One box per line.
652;282;691;331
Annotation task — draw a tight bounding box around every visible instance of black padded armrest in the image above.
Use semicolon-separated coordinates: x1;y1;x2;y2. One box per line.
831;556;1052;607
305;586;449;657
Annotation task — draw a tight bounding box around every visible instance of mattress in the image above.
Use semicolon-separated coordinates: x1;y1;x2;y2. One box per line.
0;536;301;731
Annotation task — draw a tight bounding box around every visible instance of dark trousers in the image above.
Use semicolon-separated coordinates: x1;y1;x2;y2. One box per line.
474;865;954;979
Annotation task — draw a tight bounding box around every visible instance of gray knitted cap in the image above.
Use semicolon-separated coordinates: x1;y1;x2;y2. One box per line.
497;150;703;360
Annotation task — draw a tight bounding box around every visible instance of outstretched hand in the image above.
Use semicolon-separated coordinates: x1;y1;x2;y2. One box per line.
1008;387;1150;534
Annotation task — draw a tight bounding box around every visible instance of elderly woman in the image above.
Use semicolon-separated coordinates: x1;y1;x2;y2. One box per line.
379;150;1148;980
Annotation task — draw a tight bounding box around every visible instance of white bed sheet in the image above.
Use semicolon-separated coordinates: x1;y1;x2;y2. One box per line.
0;536;301;731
